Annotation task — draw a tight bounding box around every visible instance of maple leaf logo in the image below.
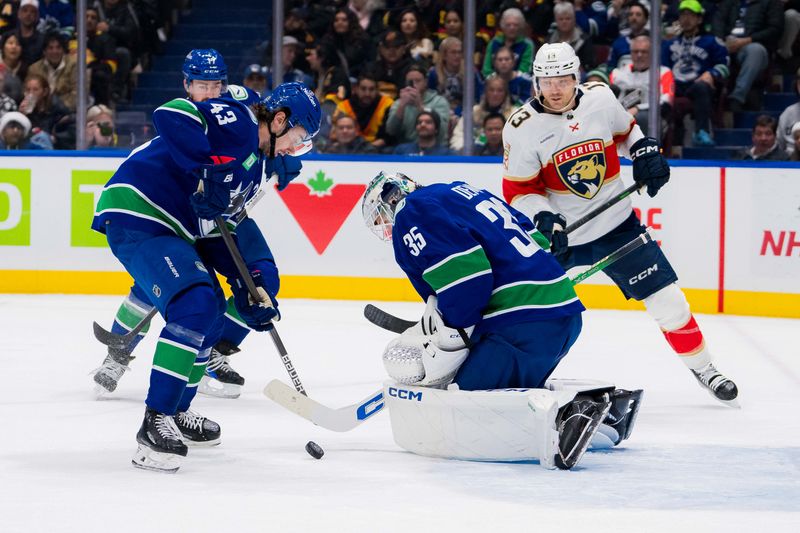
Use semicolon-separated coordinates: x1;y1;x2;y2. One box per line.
307;170;334;197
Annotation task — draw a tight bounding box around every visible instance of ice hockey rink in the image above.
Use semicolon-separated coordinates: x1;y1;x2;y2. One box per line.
1;294;798;533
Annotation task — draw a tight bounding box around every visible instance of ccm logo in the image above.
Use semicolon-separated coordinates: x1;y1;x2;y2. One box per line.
356;392;384;420
388;387;423;401
629;264;658;284
633;145;658;158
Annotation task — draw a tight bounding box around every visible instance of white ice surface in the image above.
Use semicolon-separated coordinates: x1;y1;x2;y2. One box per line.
0;295;798;533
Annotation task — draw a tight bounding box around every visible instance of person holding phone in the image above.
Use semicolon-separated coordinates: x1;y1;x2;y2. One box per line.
385;64;450;146
85;104;117;148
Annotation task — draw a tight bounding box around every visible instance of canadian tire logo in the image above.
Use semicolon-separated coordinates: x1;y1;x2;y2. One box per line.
277;170;366;254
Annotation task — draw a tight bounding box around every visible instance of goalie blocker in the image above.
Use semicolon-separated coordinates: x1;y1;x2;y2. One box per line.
384;379;642;470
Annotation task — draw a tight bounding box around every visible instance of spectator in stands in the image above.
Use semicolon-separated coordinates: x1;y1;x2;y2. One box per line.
85;103;117;148
28;32;77;111
490;46;531;105
712;0;784;112
608;1;650;71
19;73;68;143
346;0;386;41
547;2;596;73
0;110;51;149
777;68;800;155
610;35;674;138
451;75;518;152
790;121;800;160
242;64;268;96
15;0;44;65
436;7;464;42
266;36;314;92
393;109;452;155
398;7;434;65
305;41;350;105
0;66;17;116
737;115;790;160
386;63;450;146
321;7;374;80
324;114;377;154
0;0;17;32
39;0;74;31
1;32;26;101
779;1;800;61
285;7;315;50
82;6;116;106
481;7;534;78
428;36;483;121
335;71;393;150
663;0;729;147
95;0;138;103
370;30;413;99
473;112;505;156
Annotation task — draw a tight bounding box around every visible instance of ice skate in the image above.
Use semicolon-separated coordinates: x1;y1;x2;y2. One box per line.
691;363;739;407
199;341;244;399
92;346;135;395
174;409;221;447
132;408;188;473
554;394;612;470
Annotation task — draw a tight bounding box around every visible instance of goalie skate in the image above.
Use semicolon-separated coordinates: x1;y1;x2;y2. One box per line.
691;363;739;407
554;394;612;470
132;408;187;473
199;342;244;399
92;346;135;395
174;409;221;447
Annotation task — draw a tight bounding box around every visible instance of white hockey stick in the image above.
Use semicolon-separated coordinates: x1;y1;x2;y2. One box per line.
264;380;385;432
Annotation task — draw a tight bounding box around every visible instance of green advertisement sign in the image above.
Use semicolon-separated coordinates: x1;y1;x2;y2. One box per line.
72;170;113;247
0;169;31;246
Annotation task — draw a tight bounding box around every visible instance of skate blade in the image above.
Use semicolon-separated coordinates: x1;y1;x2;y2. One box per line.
198;376;241;399
93;383;114;399
132;444;183;473
183;437;221;448
711;393;741;409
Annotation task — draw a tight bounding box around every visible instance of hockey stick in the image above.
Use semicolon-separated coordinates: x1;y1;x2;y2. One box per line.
92;307;158;350
365;228;655;334
564;182;642;235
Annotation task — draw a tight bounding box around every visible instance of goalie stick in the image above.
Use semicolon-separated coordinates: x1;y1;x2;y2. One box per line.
266;229;655;432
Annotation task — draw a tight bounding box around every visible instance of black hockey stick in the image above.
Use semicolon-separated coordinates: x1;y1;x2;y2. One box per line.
365;228;655;334
564;182;642;235
92;307;158;349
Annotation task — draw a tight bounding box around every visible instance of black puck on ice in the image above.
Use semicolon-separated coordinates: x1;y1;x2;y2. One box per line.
305;440;324;459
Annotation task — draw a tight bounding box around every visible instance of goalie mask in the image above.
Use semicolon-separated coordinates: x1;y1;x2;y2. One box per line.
362;172;419;241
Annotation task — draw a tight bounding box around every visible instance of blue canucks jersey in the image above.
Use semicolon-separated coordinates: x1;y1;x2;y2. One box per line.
92;85;264;242
392;182;584;334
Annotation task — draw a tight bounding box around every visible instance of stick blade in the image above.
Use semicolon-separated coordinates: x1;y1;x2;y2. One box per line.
92;321;128;349
363;304;416;333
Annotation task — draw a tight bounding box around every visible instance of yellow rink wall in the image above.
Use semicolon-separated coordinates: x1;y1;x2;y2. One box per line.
0;153;798;318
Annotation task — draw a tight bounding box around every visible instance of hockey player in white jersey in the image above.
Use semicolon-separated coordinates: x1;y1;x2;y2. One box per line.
502;42;738;405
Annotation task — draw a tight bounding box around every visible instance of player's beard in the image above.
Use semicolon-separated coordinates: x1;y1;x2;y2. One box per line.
540;89;577;114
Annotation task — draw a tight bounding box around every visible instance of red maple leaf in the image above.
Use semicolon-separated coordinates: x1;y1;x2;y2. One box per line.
277;178;366;254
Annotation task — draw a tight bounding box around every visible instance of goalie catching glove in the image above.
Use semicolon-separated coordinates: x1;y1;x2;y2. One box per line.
382;296;474;387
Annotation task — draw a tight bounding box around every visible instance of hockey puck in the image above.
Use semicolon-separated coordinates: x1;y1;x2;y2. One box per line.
305;440;324;459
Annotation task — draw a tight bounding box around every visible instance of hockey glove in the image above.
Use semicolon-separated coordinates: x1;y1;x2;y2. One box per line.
533;211;569;259
630;136;670;198
269;155;303;191
191;161;235;219
231;270;280;331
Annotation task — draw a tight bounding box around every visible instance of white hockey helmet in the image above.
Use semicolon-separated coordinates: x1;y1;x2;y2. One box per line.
362;172;418;241
532;42;580;92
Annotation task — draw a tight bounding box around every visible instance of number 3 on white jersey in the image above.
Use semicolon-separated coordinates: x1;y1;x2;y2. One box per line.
210;103;237;125
476;198;538;257
402;226;427;256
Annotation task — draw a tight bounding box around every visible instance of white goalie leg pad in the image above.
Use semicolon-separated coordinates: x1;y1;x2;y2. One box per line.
383;380;579;468
643;283;691;331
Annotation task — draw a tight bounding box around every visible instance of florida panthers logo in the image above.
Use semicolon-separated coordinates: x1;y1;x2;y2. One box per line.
553;140;607;199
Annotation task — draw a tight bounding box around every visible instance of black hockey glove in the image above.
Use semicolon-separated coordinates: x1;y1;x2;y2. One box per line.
630;136;670;198
231;270;280;331
191;161;234;219
533;211;569;259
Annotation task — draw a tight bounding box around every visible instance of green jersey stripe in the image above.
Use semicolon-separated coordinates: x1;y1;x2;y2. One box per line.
528;230;550;251
158;99;208;131
437;268;493;293
152;340;197;379
96;184;196;242
116;301;149;330
483;277;579;319
152;365;190;382
422;246;492;292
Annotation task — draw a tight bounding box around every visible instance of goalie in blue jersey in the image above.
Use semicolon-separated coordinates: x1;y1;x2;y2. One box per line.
90;61;321;472
92;50;301;400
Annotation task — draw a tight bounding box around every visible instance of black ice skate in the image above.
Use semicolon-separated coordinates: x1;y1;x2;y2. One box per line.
555;394;612;470
174;409;221;447
691;363;739;406
92;346;135;395
132;408;188;473
199;341;244;399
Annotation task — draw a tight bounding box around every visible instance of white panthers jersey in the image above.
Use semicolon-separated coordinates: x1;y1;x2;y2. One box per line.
502;82;644;245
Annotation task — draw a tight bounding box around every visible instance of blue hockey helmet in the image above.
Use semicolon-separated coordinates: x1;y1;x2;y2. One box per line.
182;49;228;82
362;172;419;241
261;82;321;141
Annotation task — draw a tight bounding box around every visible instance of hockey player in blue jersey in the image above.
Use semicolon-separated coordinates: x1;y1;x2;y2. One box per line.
91;50;297;399
91;75;321;472
362;172;620;469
